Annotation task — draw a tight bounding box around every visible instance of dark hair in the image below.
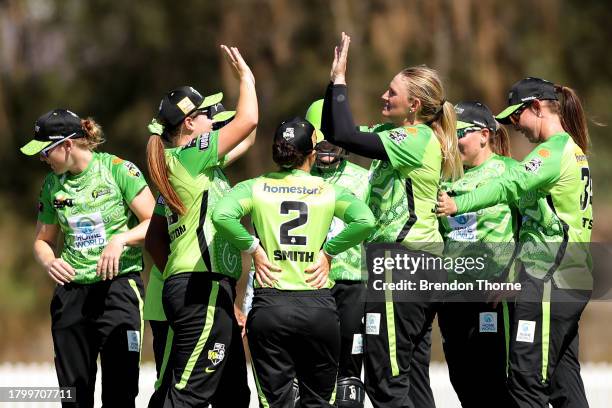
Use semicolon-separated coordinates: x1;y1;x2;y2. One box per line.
272;137;308;169
550;85;590;154
490;125;511;157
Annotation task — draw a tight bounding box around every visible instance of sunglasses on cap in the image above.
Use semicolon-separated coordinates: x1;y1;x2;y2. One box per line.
40;132;78;158
457;127;483;139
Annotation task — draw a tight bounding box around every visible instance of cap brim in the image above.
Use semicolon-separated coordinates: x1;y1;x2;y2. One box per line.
314;128;325;144
20;139;52;156
212;110;235;123
495;103;524;124
456;121;475;130
198;92;223;109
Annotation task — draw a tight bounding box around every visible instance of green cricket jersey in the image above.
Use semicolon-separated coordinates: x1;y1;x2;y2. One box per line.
360;123;444;255
440;154;519;280
312;160;368;281
212;169;375;291
455;133;593;289
37;152;148;284
158;131;242;280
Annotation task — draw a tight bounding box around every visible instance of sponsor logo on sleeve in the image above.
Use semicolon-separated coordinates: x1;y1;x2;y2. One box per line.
156;195;166;205
388;129;408;144
53;196;75;208
123;161;142;178
199;133;210;150
524;158;543;173
538;149;550;158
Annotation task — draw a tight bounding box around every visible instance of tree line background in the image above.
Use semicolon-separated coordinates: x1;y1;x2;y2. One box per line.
1;0;611;362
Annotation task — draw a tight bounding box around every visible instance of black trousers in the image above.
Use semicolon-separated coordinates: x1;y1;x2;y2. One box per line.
438;300;514;408
148;320;174;408
408;324;436;408
248;288;340;408
50;272;144;408
507;276;590;408
331;280;366;379
161;273;250;408
363;250;441;408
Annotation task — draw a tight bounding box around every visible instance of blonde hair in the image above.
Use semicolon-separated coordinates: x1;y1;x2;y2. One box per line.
399;66;463;181
74;118;105;150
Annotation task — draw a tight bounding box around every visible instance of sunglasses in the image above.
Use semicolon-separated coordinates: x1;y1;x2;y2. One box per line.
457;127;483;139
510;102;532;123
40;133;77;158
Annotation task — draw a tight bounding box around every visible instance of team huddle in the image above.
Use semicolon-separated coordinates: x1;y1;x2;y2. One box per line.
22;32;593;408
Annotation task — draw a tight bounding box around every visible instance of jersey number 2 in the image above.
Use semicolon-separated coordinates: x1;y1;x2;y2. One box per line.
279;201;308;245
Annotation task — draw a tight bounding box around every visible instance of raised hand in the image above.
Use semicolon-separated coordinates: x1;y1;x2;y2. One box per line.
221;45;255;85
330;32;351;85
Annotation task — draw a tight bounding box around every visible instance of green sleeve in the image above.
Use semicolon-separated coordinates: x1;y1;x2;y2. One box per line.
110;157;148;204
37;175;57;224
456;148;561;213
378;126;428;170
176;131;220;177
323;185;375;256
211;179;256;251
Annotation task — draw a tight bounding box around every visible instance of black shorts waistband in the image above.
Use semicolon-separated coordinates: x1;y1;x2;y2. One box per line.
63;271;141;288
165;271;236;286
254;288;332;297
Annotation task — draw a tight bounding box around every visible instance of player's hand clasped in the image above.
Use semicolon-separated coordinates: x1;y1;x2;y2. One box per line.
97;236;126;280
436;190;458;217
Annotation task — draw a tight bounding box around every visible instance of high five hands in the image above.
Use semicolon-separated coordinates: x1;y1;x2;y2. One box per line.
436;190;458;217
330;32;351;85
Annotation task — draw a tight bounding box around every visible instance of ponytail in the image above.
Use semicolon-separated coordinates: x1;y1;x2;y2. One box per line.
490;125;511;157
553;85;590;154
399;66;463;181
430;101;463;181
146;135;186;215
77;118;105;150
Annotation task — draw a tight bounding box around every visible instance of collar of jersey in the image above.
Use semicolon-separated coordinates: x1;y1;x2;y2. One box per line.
464;153;499;174
64;151;98;180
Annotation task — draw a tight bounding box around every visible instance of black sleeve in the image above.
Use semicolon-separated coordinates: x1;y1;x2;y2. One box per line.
321;83;389;160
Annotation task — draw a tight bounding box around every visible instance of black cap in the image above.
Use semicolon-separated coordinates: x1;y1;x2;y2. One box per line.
274;117;316;154
157;86;224;128
21;109;84;156
496;77;558;124
455;101;497;131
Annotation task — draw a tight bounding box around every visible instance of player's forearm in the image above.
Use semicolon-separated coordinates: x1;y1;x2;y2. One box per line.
34;239;57;268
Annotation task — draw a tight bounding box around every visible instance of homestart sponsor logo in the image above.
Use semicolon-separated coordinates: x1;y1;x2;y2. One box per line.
273;250;315;262
262;182;322;195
